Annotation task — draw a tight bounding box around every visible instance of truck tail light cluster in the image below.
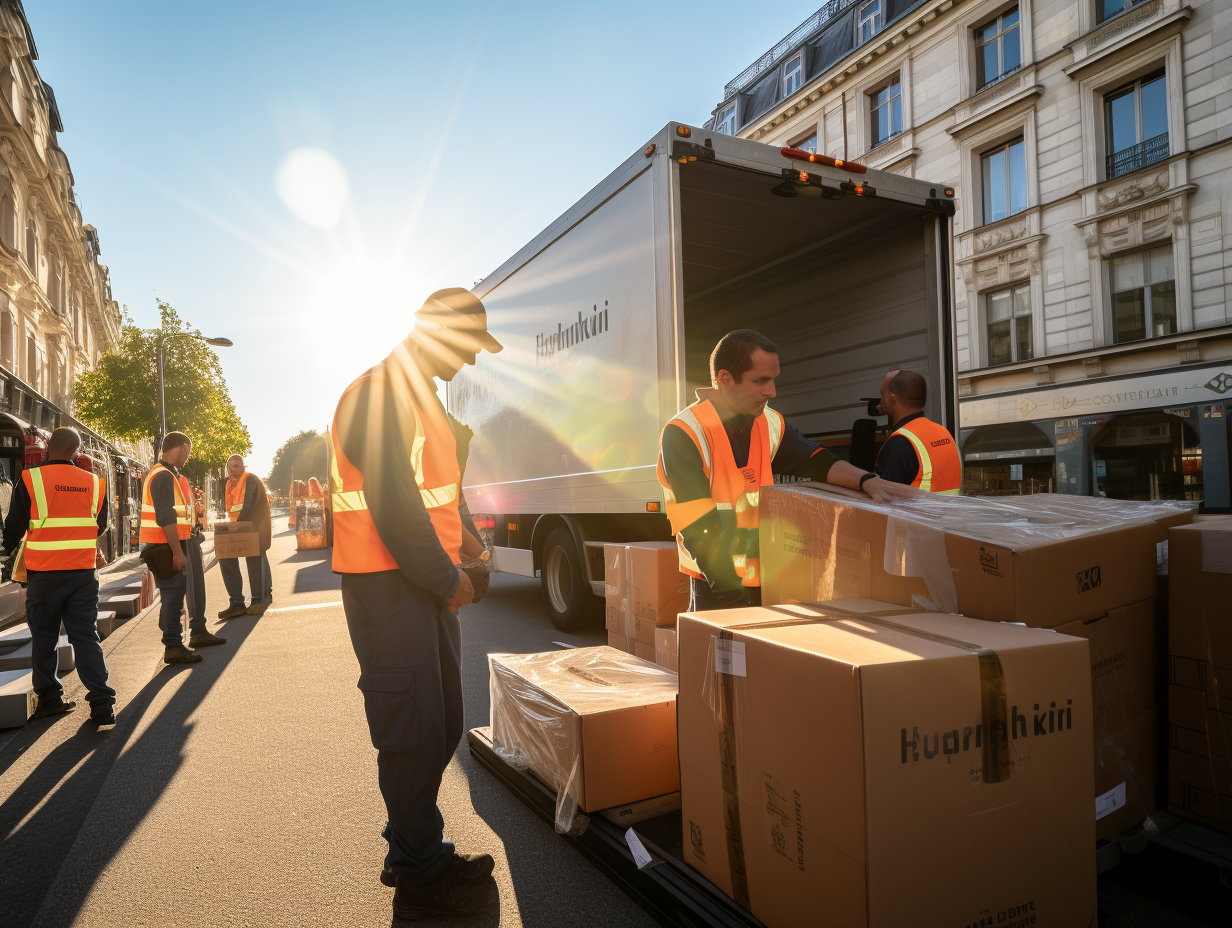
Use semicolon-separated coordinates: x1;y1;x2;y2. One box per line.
781;147;868;174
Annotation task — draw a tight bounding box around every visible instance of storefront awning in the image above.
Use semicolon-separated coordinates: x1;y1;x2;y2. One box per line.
962;422;1054;463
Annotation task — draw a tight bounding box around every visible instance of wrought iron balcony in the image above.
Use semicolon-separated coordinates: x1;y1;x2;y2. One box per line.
1106;132;1168;179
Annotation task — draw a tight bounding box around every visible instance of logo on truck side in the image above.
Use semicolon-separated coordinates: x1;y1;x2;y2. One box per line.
535;300;610;363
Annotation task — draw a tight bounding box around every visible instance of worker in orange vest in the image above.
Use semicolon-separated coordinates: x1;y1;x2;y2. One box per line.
331;288;500;919
874;369;962;494
140;432;226;664
217;454;273;619
0;428;116;723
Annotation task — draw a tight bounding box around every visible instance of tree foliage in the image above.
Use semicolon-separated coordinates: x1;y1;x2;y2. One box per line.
267;429;328;495
75;300;251;477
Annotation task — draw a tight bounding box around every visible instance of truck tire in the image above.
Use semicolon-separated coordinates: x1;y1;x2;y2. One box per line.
540;527;600;632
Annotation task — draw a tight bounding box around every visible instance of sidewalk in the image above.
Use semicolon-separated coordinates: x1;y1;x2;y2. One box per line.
0;519;651;928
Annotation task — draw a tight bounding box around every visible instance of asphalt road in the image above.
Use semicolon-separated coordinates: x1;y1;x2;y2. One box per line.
0;521;656;928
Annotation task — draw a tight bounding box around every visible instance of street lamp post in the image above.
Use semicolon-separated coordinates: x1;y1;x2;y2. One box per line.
155;332;233;453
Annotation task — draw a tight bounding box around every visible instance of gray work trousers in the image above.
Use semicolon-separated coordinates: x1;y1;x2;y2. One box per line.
26;568;116;708
341;571;463;884
219;552;271;606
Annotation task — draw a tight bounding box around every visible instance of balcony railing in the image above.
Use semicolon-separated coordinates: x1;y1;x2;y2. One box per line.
1106;132;1168;179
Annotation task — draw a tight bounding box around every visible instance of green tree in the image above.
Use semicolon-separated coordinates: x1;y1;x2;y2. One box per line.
75;300;251;477
267;429;329;495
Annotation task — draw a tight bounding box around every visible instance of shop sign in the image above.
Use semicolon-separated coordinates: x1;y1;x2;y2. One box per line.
1204;405;1224;419
960;364;1232;427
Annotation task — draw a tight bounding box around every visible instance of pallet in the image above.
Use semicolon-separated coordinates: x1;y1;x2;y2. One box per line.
467;727;765;928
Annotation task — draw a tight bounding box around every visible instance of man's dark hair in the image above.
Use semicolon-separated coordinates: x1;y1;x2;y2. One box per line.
888;369;927;407
162;431;192;454
710;329;778;386
47;427;81;457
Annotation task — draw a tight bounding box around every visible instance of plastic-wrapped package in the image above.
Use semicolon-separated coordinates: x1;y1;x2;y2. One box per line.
761;483;1193;626
488;646;679;834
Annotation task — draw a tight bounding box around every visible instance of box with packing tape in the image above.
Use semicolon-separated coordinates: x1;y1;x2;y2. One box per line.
604;541;689;647
1167;516;1232;834
677;599;1096;928
760;483;1190;626
489;646;679;833
212;520;260;559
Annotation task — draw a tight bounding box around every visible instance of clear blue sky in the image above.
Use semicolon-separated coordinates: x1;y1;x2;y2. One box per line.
28;0;821;475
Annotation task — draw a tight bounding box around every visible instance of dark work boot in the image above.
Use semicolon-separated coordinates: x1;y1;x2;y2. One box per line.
164;645;203;664
392;864;495;920
381;852;495;888
90;704;117;725
217;603;248;620
30;695;76;720
189;632;227;648
246;601;269;616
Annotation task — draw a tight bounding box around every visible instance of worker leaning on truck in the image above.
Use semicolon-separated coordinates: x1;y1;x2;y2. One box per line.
658;329;917;611
873;368;962;494
330;288;499;921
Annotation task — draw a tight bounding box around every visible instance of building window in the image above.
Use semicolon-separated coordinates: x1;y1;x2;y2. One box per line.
24;219;36;267
0;189;13;249
782;56;803;98
1098;0;1150;25
870;78;902;148
716;104;737;136
26;334;36;386
793;133;818;154
981;138;1027;224
1105;70;1167;179
859;0;883;43
986;283;1032;366
975;7;1021;90
1111;245;1175;343
1;310;12;369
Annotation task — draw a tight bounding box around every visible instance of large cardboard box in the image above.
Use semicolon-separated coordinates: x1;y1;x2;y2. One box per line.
677;600;1096;928
489;646;679;813
212;520;259;559
1167;519;1232;832
1054;599;1161;839
604;542;688;645
761;482;1163;626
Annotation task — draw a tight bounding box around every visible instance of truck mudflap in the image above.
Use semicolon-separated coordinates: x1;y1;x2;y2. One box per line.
467;727;767;928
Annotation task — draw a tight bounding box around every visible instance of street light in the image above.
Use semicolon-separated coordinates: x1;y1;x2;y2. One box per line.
155;332;233;452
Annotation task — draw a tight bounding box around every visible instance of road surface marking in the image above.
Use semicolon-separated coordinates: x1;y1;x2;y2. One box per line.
265;601;343;614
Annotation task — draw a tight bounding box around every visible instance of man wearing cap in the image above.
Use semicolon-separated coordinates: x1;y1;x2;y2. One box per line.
330;288;501;920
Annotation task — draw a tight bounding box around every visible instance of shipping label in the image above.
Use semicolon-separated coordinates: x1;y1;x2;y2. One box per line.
714;639;746;676
1095;781;1126;821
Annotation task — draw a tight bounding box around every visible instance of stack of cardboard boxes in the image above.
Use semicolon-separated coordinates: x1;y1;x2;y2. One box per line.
757;483;1192;840
604;541;688;672
1167;516;1232;832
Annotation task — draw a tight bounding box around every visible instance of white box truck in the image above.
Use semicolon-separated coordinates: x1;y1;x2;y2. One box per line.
449;122;957;629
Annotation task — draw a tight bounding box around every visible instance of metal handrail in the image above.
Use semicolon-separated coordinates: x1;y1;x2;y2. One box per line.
1106;132;1168;179
723;0;852;99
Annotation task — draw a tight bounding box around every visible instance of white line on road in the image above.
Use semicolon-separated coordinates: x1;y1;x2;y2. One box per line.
265;601;343;614
552;641;576;649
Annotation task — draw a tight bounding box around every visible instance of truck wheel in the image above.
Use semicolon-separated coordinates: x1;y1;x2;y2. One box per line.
540;527;600;632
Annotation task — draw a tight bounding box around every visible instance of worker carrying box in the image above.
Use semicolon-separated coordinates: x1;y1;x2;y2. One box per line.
212;520;260;559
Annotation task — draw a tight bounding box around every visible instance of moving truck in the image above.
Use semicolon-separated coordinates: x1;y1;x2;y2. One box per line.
449;122;957;629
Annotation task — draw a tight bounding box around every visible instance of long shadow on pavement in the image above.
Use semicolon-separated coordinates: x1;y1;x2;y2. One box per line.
0;615;263;928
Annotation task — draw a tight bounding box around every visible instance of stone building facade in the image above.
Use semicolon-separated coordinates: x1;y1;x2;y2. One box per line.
0;1;121;431
708;0;1232;506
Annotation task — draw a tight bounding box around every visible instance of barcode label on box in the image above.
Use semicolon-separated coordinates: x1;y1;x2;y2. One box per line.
1095;781;1126;821
714;639;746;677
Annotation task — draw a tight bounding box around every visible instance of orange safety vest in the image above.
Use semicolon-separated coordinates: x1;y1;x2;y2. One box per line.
226;471;249;521
140;463;193;542
656;397;785;588
21;462;104;571
877;416;962;494
330;355;463;573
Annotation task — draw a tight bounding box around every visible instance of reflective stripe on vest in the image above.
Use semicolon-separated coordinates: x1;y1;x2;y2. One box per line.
22;465;103;568
140;464;193;542
884;417;962;494
656;400;784;588
226;471;248;519
330;356;463;574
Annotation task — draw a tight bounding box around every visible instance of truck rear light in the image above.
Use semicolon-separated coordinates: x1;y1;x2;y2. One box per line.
676;126;691;137
842;180;877;197
781;147;868;174
644;144;656;158
944;187;955;197
508;522;517;531
647;502;661;512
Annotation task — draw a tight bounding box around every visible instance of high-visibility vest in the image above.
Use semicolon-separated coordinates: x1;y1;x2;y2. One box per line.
140;463;193;542
21;463;104;571
226;472;249;521
330;355;463;574
655;398;784;588
878;416;962;494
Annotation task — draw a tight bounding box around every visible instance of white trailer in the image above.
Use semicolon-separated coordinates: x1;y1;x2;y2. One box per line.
450;122;956;629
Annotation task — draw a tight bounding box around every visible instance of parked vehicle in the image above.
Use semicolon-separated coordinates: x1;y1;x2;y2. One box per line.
448;122;956;629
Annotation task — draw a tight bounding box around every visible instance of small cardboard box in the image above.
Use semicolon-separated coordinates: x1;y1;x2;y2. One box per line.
655;628;678;673
604;544;628;634
212;520;259;559
760;482;1159;626
1054;598;1161;839
677;600;1096;928
608;630;655;663
628;542;689;627
489;646;679;812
